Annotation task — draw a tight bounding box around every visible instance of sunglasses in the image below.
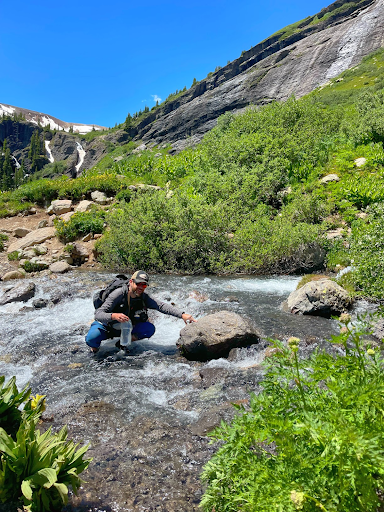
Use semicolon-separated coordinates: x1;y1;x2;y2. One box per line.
135;282;148;288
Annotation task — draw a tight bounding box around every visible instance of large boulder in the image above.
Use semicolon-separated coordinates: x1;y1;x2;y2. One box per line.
0;282;36;305
285;278;351;318
177;311;260;361
7;227;56;254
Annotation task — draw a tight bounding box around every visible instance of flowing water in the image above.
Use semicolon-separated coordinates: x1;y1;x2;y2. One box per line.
0;271;344;511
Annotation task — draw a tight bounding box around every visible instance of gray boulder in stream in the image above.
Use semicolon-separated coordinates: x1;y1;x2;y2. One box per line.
0;281;36;305
177;310;260;361
285;278;351;318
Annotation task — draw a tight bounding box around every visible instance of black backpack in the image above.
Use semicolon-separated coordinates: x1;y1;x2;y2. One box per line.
93;274;129;309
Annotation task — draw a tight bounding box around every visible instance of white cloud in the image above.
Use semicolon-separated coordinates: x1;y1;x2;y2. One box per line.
152;94;162;104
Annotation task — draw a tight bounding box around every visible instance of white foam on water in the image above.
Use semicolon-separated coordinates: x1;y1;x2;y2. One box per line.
0;363;33;389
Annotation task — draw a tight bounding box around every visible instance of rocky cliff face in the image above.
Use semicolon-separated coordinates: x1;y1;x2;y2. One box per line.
132;0;384;150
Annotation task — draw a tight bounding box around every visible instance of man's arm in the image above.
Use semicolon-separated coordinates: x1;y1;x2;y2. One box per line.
95;288;127;324
144;293;196;323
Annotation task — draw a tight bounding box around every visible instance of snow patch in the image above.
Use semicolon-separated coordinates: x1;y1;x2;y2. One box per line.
0;104;16;116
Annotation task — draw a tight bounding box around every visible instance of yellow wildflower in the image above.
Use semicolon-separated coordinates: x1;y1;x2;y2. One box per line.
30;394;46;412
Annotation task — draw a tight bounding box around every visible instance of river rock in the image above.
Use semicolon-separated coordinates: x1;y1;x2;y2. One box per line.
7;227;56;254
49;261;71;273
33;298;49;309
285;279;351;318
46;199;73;215
13;227;31;238
177;311;260;361
0;281;36;305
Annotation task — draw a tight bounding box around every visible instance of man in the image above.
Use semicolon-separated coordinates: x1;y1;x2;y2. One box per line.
85;270;197;353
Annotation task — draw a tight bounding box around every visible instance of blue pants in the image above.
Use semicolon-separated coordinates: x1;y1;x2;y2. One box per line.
85;321;156;349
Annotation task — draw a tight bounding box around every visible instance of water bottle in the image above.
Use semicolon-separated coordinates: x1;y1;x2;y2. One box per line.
120;319;132;348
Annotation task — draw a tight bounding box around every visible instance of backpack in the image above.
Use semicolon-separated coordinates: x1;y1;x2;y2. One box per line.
93;274;129;309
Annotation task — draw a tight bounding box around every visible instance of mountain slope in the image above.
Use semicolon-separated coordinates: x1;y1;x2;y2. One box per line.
128;0;384;151
0;103;106;134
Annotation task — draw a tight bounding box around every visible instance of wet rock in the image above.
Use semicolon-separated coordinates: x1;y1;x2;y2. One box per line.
177;311;260;361
373;318;384;342
33;298;49;308
0;281;36;305
285;278;351;318
189;290;209;302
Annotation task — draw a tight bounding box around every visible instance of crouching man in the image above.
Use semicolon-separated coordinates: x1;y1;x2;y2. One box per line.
85;270;196;353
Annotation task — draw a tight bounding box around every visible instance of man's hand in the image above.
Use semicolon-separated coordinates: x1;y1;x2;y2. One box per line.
182;313;197;324
111;313;130;323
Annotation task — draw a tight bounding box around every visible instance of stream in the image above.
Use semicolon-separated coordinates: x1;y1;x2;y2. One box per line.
0;271;345;511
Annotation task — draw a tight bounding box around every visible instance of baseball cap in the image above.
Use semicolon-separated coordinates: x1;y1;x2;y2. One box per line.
131;270;149;284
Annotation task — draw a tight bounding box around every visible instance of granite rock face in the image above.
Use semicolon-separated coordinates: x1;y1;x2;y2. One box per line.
133;0;384;149
177;311;261;361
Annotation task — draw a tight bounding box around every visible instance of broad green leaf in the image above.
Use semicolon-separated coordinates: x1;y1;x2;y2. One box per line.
27;467;57;488
0;427;16;459
21;479;33;500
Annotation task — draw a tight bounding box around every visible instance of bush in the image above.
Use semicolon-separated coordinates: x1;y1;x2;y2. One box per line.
349;203;384;298
54;207;106;242
201;317;384;512
96;190;231;273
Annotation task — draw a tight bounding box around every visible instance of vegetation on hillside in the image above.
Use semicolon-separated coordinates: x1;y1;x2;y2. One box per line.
1;48;384;297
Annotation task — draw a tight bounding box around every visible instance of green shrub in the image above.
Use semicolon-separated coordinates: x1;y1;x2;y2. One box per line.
7;251;20;261
201;316;384;512
349;203;384;298
97;190;231;273
54;207;106;242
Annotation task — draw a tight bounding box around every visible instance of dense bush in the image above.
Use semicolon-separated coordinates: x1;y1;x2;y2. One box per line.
350;203;384;299
97;190;231;273
54;207;106;242
201;317;384;512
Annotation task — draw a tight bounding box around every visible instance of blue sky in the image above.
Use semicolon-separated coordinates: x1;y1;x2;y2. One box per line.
1;0;328;128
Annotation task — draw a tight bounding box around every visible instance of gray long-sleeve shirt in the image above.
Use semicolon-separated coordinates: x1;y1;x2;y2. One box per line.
94;285;184;326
